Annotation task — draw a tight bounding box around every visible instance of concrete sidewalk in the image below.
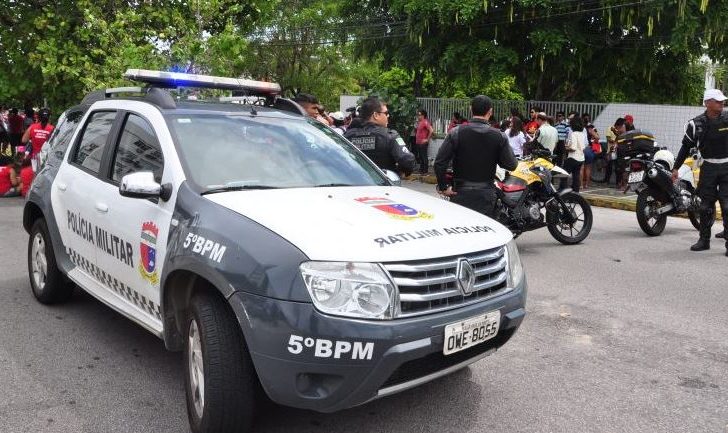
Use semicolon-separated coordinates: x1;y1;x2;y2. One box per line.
406;174;722;219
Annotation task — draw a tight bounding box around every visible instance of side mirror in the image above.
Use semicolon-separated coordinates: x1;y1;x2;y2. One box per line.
384;169;401;186
119;172;172;201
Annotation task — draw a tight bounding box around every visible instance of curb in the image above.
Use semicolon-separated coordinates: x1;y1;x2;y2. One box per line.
406;174;723;220
581;193;722;219
404;174;437;184
581;194;637;213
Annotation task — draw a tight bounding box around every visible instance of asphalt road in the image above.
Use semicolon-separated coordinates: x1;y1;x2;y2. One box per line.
1;185;726;433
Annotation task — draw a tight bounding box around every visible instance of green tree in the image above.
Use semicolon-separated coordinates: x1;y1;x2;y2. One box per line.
343;0;728;103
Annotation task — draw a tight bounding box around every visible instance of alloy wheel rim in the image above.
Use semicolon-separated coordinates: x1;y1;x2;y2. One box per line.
644;195;662;228
31;233;47;291
188;319;205;419
557;200;586;238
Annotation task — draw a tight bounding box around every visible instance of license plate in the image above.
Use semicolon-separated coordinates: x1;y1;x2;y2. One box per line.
443;310;501;355
628;171;644;184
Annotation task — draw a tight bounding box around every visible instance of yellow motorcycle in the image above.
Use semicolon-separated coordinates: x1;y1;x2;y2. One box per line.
495;149;593;244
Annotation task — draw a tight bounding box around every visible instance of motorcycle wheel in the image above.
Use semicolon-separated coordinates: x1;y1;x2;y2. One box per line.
546;192;593;245
636;190;667;236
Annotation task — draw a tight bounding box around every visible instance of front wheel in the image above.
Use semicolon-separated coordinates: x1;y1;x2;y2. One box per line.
636;190;667;236
184;292;258;433
546;192;593;244
27;218;74;304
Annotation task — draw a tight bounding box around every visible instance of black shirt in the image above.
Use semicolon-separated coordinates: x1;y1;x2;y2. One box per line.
434;118;518;191
675;111;728;168
344;121;415;175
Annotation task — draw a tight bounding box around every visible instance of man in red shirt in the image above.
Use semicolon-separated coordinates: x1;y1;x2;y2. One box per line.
415;109;434;174
21;108;54;161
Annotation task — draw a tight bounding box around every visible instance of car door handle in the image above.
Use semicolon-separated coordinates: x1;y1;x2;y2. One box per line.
57;182;67;191
95;203;109;213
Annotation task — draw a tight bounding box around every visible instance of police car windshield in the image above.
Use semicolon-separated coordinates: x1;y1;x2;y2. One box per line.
166;114;388;191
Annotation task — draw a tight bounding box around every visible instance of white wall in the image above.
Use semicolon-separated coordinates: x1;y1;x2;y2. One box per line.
340;95;362;113
592;103;705;154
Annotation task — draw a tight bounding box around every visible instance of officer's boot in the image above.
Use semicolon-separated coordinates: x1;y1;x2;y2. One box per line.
691;207;714;251
691;238;710;251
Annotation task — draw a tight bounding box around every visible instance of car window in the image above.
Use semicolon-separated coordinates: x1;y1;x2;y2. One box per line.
49;109;85;150
166;114;387;190
112;114;164;183
72;111;116;173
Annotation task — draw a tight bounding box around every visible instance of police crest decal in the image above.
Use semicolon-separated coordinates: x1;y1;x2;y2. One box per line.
139;221;160;284
355;197;433;220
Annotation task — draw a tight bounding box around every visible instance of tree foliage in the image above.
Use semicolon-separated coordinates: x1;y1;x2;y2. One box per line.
0;0;373;110
2;0;726;110
343;0;728;103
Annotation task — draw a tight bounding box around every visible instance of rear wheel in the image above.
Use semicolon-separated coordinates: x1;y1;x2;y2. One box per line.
636;190;667;236
184;292;258;433
687;210;700;230
27;219;73;304
546;192;593;244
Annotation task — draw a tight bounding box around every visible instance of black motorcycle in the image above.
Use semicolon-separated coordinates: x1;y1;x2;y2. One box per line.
627;150;701;236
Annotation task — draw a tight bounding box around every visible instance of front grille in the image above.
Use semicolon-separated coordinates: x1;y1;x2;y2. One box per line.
383;247;510;318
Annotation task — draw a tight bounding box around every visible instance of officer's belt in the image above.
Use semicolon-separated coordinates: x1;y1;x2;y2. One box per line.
703;157;728;164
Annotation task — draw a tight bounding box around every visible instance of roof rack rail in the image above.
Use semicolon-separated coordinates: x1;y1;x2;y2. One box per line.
124;69;281;96
80;86;176;109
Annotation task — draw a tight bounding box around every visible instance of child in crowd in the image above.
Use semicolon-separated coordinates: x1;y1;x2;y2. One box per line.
0;156;20;197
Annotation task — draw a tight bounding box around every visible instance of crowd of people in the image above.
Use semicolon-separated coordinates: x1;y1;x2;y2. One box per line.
494;107;638;192
0;105;55;198
406;106;636;192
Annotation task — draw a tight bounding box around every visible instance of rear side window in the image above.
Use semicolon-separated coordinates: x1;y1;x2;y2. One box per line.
48;109;85;150
112;114;164;182
72;111;116;173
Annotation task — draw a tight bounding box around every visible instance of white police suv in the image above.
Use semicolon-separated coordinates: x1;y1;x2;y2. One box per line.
24;70;527;433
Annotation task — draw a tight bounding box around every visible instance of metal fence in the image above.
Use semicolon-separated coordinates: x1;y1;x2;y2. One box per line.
416;98;609;135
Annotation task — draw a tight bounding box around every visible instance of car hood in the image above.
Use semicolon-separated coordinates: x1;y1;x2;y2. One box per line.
205;186;512;262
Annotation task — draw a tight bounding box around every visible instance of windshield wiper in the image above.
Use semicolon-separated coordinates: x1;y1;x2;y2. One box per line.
313;183;354;187
201;185;280;195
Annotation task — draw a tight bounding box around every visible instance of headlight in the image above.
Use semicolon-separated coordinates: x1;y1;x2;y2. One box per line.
300;262;399;319
505;239;525;288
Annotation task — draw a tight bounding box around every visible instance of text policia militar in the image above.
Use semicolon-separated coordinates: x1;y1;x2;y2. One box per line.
373;225;495;247
67;210;135;268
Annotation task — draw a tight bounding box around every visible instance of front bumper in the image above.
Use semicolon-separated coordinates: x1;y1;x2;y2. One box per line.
228;278;526;413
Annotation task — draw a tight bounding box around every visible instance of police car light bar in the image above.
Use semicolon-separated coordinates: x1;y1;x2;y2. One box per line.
124;69;281;95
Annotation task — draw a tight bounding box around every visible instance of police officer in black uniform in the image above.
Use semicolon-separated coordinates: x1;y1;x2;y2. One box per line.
673;89;728;255
344;97;415;176
434;95;518;217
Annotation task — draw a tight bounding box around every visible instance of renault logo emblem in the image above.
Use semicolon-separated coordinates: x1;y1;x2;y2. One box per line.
456;258;476;295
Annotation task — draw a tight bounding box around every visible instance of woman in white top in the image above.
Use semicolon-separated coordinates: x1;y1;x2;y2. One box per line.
505;117;528;157
560;116;586;192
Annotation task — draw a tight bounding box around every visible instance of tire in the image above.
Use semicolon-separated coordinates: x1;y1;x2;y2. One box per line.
184;292;257;433
27;218;73;304
678;181;700;231
636;190;667;236
687;209;700;230
546;192;593;244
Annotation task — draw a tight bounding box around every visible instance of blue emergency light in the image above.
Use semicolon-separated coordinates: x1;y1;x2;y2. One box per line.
123;69;281;95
